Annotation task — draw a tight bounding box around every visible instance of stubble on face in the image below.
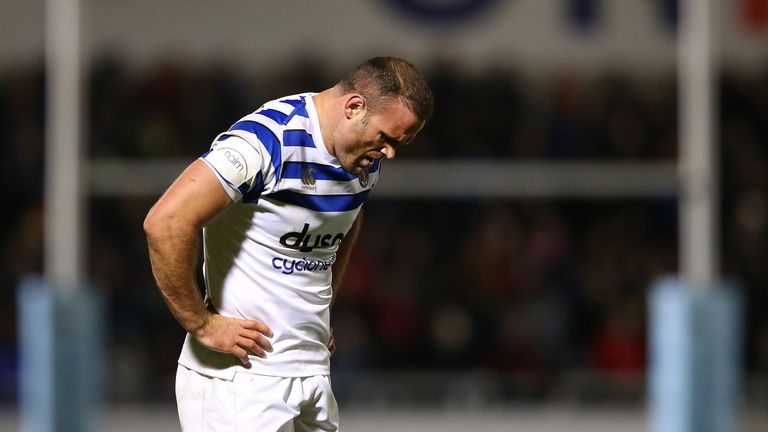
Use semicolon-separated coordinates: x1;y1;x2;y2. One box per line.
332;113;369;175
332;99;423;175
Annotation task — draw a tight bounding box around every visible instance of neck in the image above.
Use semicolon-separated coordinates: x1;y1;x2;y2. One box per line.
312;88;339;157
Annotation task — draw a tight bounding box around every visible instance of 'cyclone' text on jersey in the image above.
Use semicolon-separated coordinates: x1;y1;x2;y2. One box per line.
178;93;380;379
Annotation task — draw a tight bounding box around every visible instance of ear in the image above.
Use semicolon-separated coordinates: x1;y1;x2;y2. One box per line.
343;94;366;119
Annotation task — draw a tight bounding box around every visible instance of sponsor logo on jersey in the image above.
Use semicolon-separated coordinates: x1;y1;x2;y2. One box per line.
271;253;336;275
221;147;247;176
358;169;369;188
279;223;345;253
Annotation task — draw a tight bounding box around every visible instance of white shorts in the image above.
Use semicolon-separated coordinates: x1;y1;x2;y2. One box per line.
176;364;339;432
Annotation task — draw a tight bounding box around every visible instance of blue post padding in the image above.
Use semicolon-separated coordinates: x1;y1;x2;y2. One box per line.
649;276;743;432
18;278;55;432
692;282;742;432
650;277;694;432
17;277;105;432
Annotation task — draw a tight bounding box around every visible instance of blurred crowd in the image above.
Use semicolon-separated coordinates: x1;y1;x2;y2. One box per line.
1;57;767;404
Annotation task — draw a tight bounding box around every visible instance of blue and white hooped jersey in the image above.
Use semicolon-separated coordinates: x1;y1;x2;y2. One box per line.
178;93;380;379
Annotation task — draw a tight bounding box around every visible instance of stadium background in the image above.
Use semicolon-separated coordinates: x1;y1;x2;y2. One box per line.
1;0;768;430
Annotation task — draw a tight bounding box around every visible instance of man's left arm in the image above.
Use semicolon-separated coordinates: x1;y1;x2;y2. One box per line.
331;209;363;306
327;209;364;354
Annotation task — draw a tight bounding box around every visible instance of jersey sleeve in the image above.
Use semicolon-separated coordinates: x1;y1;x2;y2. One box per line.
200;135;264;201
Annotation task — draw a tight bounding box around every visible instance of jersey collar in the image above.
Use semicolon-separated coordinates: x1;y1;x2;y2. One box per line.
305;93;340;166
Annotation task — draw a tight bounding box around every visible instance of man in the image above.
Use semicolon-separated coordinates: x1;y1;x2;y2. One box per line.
144;57;433;431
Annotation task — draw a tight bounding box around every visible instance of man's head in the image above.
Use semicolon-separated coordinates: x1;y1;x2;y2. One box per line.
337;56;434;124
327;57;434;175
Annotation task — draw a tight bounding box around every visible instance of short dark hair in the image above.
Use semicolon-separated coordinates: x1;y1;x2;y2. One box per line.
337;56;434;122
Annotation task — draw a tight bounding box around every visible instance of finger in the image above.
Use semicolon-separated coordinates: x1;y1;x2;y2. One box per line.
241;329;273;352
238;339;266;358
232;347;252;367
242;320;273;337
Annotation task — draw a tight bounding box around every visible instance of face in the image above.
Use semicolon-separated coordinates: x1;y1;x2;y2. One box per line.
331;96;425;175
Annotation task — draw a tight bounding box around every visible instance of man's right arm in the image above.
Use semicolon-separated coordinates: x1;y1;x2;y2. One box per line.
143;159;272;367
